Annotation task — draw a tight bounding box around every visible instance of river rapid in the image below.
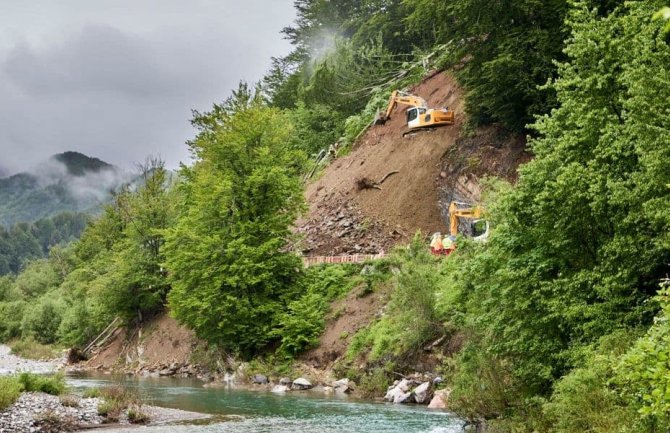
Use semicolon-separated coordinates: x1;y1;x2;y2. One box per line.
67;373;465;433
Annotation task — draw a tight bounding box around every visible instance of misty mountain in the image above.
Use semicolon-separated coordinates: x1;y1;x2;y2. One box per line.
0;151;131;227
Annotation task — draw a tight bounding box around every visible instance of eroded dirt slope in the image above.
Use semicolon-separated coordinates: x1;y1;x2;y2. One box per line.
85;314;198;373
297;72;529;256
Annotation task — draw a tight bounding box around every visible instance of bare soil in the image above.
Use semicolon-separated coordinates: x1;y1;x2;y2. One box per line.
297;72;529;256
86;315;198;372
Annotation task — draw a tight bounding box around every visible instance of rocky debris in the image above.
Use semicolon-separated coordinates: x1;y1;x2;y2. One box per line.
332;378;354;394
384;376;436;405
291;378;313;391
271;385;290;393
251;374;269;385
133;361;201;379
295;198;403;256
413;382;433;404
0;392;103;432
0;345;62;375
427;389;452;409
394;391;415;404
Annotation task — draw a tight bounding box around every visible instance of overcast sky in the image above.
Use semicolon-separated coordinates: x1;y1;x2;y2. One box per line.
0;0;296;175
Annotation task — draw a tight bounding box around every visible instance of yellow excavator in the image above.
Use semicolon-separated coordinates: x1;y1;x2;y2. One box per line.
448;201;489;241
374;90;455;131
431;201;489;256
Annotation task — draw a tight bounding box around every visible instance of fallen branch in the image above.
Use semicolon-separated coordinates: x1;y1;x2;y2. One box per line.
377;170;399;185
356;177;383;191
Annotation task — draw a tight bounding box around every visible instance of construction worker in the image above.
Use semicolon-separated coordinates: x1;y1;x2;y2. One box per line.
430;232;443;255
443;235;456;255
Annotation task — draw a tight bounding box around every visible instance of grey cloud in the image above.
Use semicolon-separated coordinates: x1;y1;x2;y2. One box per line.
4;26;175;98
0;1;295;174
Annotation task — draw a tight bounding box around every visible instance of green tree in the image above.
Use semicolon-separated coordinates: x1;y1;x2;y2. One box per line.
452;0;670;399
165;97;306;356
405;0;570;132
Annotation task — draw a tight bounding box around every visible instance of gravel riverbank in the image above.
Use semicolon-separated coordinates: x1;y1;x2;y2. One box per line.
0;392;103;432
0;345;62;375
0;344;212;431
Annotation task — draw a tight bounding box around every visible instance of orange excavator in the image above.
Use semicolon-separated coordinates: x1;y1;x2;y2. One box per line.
375;90;455;132
431;201;489;256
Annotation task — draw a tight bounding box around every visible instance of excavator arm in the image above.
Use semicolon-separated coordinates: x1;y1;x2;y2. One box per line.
376;90;428;124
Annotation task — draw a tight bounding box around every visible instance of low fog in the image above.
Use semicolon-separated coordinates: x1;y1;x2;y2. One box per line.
31;156;132;204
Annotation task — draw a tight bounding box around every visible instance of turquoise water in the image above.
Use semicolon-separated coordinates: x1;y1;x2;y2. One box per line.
67;373;464;432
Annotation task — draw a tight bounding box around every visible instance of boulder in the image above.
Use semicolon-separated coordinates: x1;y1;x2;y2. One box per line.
251;374;269;385
272;385;290;393
413;382;432;404
396;378;411;393
427;389;451;409
291;378;313;390
393;391;414;404
333;378;353;394
384;386;405;402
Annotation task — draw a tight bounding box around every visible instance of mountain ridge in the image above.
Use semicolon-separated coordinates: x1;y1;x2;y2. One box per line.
0;151;130;227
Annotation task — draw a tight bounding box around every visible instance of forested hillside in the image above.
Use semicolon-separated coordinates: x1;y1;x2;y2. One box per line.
0;152;129;227
0;212;89;275
2;1;669;432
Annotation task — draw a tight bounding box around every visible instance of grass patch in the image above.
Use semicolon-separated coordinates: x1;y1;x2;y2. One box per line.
19;372;66;395
0;376;23;410
127;406;150;424
82;387;103;398
34;409;77;432
9;338;59;360
96;386;146;423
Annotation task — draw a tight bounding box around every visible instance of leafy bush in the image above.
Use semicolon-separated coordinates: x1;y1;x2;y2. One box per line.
0;376;23;410
19;373;66;395
21;297;64;344
0;300;27;341
274;292;327;356
349;237;439;363
616;284;670;429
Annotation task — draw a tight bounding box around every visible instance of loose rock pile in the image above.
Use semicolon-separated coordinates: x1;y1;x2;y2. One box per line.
296;198;403;256
0;392;103;432
383;374;450;408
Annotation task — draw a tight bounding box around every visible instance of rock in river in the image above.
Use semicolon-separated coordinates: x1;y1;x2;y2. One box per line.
291;378;313;390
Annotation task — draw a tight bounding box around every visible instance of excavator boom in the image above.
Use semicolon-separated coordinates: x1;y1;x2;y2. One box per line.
375;90;454;130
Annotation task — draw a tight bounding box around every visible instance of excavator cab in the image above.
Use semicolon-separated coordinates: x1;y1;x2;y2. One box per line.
377;90;455;132
406;107;427;128
471;219;490;241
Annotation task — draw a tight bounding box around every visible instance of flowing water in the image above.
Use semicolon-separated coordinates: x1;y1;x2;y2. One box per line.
67;373;465;433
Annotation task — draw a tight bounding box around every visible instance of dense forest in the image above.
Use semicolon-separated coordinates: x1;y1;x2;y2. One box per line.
1;1;669;432
0;212;89;275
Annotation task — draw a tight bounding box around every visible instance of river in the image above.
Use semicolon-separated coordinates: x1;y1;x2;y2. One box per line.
67;373;465;433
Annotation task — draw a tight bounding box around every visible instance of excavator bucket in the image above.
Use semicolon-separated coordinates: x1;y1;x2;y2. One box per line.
373;110;388;125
